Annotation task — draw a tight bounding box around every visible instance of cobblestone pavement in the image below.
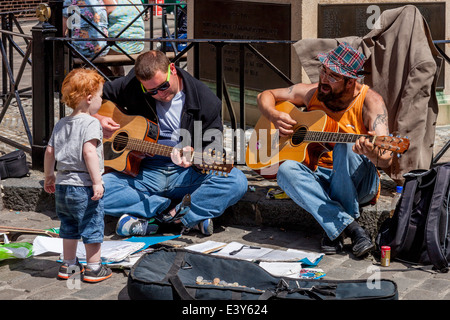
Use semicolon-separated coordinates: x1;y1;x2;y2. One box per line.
0;209;450;302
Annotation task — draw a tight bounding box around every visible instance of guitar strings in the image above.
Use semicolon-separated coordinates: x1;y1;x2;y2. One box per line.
110;135;229;164
292;130;370;143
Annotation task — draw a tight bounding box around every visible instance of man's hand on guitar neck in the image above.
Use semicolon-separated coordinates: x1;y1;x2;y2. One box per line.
171;146;194;168
353;131;393;168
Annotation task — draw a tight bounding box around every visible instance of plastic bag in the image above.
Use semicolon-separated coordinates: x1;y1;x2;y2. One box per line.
0;242;33;260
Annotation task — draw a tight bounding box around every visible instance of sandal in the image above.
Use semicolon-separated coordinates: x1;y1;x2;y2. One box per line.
157;194;191;223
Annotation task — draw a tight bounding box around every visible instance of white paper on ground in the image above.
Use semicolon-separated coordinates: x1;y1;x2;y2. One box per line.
211;241;323;265
212;241;273;261
32;236;145;263
184;240;227;254
258;262;302;278
32;236;63;256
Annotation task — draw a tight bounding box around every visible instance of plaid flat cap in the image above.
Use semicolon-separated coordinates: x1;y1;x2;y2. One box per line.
317;42;365;79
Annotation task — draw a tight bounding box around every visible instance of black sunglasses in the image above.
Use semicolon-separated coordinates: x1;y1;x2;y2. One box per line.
141;65;171;96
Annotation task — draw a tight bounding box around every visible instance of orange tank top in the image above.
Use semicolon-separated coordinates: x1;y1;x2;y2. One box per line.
307;84;370;169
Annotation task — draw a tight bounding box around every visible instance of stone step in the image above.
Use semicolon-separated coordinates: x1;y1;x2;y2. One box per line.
1;165;396;238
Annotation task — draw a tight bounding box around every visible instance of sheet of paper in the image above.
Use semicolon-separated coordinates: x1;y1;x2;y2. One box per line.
259;262;302;278
32;234;181;264
257;249;309;262
286;249;324;266
185;240;227;254
75;241;145;263
212;242;272;261
32;236;63;256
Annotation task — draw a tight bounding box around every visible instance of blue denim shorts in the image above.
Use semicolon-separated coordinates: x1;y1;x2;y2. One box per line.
55;185;105;244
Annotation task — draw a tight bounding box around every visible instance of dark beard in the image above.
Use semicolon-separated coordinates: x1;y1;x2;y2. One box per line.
317;83;346;112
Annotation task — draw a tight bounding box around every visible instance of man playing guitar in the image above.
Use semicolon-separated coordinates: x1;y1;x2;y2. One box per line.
94;50;248;237
257;43;392;257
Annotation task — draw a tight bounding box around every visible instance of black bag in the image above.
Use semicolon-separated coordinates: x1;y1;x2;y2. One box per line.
376;162;450;272
128;248;398;300
0;150;29;179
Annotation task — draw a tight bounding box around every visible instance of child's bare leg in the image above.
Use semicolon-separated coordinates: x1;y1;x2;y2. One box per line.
84;243;101;265
83;242;112;282
63;239;78;262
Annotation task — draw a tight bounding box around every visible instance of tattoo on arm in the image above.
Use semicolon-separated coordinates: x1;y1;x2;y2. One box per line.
287;86;294;94
372;104;388;132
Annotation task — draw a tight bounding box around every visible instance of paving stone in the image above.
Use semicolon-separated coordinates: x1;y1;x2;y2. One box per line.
0;288;26;299
402;288;442;300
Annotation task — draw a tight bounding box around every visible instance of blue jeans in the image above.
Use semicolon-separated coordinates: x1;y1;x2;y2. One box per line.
277;143;379;241
55;185;105;244
102;162;248;228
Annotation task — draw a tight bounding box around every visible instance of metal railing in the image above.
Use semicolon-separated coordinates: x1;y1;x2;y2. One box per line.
38;2;295;170
0;9;34;153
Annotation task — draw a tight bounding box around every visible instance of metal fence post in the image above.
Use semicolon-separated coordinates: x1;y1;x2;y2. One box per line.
31;20;56;170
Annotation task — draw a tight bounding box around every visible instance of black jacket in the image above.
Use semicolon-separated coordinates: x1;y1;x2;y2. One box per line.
103;67;223;149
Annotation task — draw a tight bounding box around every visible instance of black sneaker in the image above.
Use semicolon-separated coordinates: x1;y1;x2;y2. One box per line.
57;258;84;280
82;265;112;283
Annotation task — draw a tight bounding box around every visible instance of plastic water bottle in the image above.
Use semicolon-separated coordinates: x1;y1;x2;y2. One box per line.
389;186;403;218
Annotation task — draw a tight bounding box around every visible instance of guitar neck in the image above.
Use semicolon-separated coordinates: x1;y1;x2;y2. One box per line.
126;136;206;163
127;137;174;157
123;136;233;173
304;131;372;144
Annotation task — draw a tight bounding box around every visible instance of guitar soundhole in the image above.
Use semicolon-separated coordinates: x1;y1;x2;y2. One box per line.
112;132;129;152
291;126;308;146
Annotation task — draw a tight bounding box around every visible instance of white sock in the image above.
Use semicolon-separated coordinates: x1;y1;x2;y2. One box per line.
87;262;101;271
63;258;77;266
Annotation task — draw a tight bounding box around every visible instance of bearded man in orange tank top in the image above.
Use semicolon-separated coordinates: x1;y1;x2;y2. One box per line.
257;43;392;257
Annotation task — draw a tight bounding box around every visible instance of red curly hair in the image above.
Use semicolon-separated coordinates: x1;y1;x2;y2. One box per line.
61;68;105;109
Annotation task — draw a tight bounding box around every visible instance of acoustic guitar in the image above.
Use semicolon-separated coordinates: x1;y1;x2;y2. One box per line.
98;100;233;177
245;101;410;179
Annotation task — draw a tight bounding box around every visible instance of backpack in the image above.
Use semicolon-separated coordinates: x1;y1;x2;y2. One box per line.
127;247;398;300
0;150;29;179
376;162;450;272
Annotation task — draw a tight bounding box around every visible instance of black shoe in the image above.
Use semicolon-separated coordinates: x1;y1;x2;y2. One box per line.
346;222;375;257
156;194;191;223
320;234;343;255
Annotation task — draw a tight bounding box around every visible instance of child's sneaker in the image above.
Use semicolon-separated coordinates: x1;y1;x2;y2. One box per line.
57;258;85;280
82;265;112;283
